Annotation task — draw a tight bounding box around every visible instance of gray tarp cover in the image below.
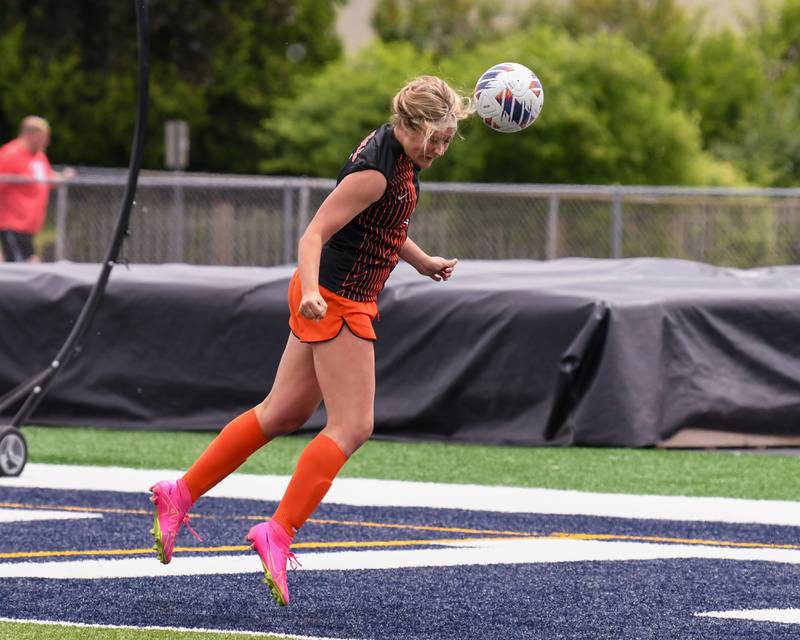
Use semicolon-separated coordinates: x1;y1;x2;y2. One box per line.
2;259;800;446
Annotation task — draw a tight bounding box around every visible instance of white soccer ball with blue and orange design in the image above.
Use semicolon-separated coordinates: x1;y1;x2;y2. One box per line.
474;62;544;133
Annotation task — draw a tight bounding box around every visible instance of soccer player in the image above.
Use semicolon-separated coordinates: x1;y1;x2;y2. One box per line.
149;75;474;605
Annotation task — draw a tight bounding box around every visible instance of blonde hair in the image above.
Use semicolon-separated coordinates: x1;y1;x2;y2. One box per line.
20;116;50;135
391;76;474;140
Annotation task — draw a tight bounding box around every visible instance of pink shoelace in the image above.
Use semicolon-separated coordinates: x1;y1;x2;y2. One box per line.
286;552;301;570
182;513;203;542
155;487;203;542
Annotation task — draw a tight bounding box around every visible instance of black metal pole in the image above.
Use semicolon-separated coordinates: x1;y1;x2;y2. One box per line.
1;0;150;426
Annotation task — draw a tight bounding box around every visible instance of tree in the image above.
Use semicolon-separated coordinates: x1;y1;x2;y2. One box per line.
259;41;435;175
373;0;496;58
518;0;701;100
505;0;800;187
260;28;738;186
736;0;800;185
755;0;800;92
682;30;767;149
0;0;343;171
438;27;740;185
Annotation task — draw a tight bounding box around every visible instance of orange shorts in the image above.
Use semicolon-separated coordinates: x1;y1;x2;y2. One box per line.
288;271;378;342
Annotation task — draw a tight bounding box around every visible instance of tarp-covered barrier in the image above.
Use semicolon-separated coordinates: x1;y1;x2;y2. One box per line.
2;259;800;446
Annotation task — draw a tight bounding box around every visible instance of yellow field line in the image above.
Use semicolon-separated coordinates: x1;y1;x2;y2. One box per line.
0;502;149;516
0;548;159;559
550;531;800;550
293;535;534;549
3;502;798;557
0;535;535;560
303;517;526;536
2;528;799;561
0;502;530;536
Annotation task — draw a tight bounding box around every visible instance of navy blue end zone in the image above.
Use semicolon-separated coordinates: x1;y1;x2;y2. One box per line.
1;486;800;639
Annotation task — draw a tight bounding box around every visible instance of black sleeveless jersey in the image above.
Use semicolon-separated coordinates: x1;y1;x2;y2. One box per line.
318;124;420;302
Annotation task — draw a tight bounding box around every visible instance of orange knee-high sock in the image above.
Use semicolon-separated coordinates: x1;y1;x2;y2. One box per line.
272;433;348;538
182;409;268;502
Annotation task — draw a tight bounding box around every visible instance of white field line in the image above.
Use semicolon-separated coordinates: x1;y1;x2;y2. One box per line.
2;463;800;526
696;609;800;625
0;508;101;523
4;537;800;580
0;616;358;640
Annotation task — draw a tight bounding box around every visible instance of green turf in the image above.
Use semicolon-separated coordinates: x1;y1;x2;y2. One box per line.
0;621;286;639
21;424;800;501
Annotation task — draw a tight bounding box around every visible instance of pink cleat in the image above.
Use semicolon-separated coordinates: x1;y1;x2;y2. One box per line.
149;478;202;564
246;520;300;606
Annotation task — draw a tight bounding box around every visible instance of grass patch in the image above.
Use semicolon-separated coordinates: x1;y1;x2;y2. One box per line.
22;424;800;501
0;621;287;639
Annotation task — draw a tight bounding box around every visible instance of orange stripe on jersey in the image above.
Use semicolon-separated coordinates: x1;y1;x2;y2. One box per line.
342;155;416;300
321;124;421;302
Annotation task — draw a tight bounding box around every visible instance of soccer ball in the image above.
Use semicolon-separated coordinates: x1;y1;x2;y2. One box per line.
474;62;544;133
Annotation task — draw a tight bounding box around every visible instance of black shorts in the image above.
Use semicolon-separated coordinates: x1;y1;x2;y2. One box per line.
0;230;35;262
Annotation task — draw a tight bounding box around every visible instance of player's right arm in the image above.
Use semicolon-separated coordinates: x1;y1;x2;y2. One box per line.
296;170;386;320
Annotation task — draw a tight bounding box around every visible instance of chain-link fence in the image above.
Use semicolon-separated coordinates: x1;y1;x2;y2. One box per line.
5;170;800;268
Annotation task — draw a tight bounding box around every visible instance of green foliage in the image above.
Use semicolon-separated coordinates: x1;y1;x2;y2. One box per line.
0;0;343;172
435;28;734;185
373;0;496;58
260;28;736;186
675;0;800;186
519;0;701;100
367;0;796;187
3;0;799;186
755;0;800;91
197;0;343;172
730;88;800;187
682;30;767;148
732;0;800;186
259;42;435;175
0;24;208;167
0;25;83;150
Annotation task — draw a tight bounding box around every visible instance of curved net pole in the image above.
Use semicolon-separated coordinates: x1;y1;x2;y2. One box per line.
0;0;150;426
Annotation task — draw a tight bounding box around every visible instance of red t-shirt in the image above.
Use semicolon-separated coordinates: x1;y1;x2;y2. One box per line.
0;138;53;234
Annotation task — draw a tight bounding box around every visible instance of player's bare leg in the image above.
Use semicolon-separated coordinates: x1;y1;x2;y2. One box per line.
311;324;375;455
151;334;321;564
248;325;374;604
254;334;323;440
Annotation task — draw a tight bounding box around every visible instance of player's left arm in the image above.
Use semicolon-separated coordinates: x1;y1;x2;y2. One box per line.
400;236;458;282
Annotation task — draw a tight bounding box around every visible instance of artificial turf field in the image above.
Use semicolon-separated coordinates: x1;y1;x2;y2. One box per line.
1;425;800;639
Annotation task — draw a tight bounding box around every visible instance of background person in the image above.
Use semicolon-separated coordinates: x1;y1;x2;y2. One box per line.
148;75;473;606
0;116;75;262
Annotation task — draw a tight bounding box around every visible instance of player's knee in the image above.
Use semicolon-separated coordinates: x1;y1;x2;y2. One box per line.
275;408;317;435
255;394;271;415
349;418;373;447
257;404;315;438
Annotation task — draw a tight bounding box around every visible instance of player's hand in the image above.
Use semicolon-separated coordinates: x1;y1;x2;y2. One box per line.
299;290;327;320
420;257;458;282
61;167;77;180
